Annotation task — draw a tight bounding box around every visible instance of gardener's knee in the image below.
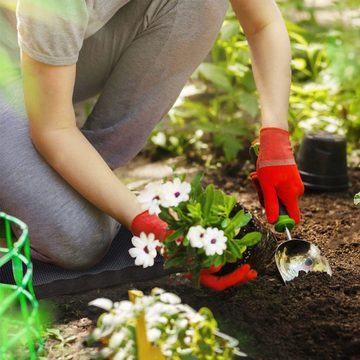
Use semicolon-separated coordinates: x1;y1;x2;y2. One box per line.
49;217;119;270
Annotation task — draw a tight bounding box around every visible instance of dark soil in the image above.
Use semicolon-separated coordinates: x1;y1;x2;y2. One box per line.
45;164;360;360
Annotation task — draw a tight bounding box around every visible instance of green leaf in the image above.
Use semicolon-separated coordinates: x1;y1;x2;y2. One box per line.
221;218;230;228
238;92;258;118
237;231;262;247
158;207;177;228
224;250;237;263
223;195;237;216
220;21;240;41
354;192;360;206
214;254;225;267
198;63;233;92
292;58;307;71
212;189;225;208
222;135;243;161
201;255;215;268
191;171;204;199
202;184;215;221
165;228;186;243
226;239;242;258
224;210;252;237
164;256;186;269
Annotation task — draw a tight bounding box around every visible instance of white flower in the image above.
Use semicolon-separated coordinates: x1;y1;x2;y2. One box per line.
151;288;165;296
186;312;204;324
109;331;126;349
177;347;192;355
146;303;177;326
147;328;161;342
161;178;191;207
159;292;181;305
165;334;178;346
175;319;188;329
113;301;134;313
137;182;165;215
128;232;161;268
135;296;155;311
186;225;206;248
203;228;227;256
162;349;173;358
91;328;102;340
184;336;192;346
113;348;131;360
88;298;113;311
101;348;113;358
112;313;132;325
101;313;115;327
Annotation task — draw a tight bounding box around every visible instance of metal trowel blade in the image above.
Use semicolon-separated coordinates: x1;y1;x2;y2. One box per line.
275;239;332;283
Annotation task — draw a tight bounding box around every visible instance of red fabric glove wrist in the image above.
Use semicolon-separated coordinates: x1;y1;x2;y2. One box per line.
250;171;264;207
256;127;304;224
131;210;169;242
258;127;295;168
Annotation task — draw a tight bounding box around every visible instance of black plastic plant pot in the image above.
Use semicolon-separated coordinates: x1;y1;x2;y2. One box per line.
297;132;348;191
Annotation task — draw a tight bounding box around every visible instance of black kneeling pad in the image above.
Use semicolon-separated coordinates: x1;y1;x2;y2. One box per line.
0;227;173;299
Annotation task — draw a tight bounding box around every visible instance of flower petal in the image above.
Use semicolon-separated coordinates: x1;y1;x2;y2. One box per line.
88;298;113;311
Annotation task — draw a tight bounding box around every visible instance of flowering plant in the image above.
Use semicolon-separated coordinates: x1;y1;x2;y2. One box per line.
88;288;243;359
130;172;262;286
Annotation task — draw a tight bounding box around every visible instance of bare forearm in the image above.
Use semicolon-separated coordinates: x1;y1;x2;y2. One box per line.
21;51;141;228
246;19;291;130
231;0;291;130
31;125;142;228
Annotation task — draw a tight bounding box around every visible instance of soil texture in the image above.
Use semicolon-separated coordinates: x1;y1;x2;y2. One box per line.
44;162;360;360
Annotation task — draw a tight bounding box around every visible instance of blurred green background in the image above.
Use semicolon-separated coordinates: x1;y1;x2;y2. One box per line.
145;0;360;166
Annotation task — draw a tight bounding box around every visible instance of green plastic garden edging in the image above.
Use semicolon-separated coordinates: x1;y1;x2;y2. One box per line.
0;212;43;359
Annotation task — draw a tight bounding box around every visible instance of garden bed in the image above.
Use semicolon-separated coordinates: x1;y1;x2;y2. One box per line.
43;159;359;360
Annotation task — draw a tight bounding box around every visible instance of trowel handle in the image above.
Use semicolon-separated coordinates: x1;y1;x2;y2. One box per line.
275;201;295;233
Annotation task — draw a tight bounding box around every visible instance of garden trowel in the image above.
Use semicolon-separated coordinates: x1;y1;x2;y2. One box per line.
249;142;332;283
272;202;332;283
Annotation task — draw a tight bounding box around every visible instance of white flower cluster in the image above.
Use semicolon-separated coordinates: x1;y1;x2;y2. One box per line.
144;288;205;358
187;225;227;256
137;178;191;215
128;225;228;269
89;289;206;360
89;298;137;360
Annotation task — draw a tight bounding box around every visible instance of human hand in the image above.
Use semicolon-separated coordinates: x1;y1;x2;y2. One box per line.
255;127;304;224
130;210;170;242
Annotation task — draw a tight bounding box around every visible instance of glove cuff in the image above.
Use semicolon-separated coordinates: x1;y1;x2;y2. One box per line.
258;127;295;169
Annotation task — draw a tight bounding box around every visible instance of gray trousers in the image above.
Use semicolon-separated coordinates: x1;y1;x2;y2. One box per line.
0;0;228;269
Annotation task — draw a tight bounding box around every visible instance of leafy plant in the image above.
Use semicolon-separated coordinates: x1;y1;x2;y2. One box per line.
132;173;262;287
145;5;360;162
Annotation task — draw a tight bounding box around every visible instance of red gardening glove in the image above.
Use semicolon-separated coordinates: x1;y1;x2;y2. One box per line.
250;171;264;207
186;264;257;291
257;127;304;224
131;210;170;242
